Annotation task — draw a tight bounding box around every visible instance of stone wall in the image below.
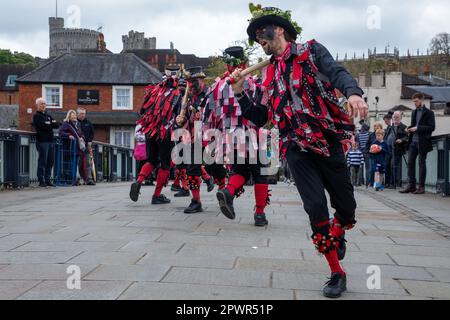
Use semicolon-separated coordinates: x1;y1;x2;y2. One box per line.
0;105;19;129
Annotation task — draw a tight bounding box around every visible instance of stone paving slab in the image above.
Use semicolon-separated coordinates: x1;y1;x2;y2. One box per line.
119;282;294;300
0;280;41;300
17;280;132;300
0;264;98;280
0;182;449;300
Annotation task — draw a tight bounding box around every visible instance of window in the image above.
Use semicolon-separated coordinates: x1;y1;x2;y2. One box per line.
42;84;63;108
5;75;18;87
112;127;132;148
113;86;133;110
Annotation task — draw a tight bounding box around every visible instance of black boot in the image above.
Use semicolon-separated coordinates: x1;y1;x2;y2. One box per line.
171;184;182;192
184;199;203;214
337;237;347;261
254;214;269;227
323;273;347;298
129;182;141;202
152;194;171;205
205;177;215;192
174;189;190;197
216;189;236;220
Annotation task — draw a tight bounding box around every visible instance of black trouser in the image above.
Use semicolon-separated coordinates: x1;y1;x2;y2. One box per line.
36;142;55;184
205;163;227;181
385;153;393;185
147;135;174;170
407;142;428;187
390;153;403;186
286;142;356;230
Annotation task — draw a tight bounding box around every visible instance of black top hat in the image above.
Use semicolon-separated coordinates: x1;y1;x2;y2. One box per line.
186;66;206;79
247;4;302;44
224;46;245;60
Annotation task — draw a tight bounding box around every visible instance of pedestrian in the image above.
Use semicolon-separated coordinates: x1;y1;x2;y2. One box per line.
369;129;390;191
347;142;364;186
400;93;436;194
384;111;408;188
77;107;96;185
32;97;59;188
356;121;370;186
59;110;86;186
228;4;368;298
366;122;383;188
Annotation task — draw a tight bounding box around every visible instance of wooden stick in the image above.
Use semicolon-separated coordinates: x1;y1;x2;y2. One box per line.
227;60;271;85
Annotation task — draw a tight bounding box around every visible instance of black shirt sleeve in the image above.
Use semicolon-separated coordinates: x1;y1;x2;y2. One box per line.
238;93;269;128
310;41;364;98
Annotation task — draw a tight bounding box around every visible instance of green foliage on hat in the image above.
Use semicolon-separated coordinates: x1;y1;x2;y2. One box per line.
248;3;303;46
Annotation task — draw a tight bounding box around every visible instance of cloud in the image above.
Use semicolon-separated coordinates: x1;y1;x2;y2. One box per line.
0;0;448;59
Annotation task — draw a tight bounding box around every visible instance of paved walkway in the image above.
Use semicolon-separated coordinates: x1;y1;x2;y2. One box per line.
0;182;449;300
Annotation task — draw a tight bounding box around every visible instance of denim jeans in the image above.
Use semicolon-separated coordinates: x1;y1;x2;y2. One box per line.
36;142;55;184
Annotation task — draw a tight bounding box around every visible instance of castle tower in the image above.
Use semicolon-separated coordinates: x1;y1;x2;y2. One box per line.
122;30;157;51
48;17;100;58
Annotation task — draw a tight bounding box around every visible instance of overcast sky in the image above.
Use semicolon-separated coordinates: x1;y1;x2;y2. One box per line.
1;0;449;59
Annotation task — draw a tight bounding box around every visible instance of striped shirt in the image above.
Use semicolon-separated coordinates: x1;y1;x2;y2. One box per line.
357;131;370;153
347;149;365;167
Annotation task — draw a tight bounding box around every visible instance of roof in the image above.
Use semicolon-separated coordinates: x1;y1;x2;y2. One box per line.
418;75;450;86
124;49;212;73
401;86;433;100
390;105;413;112
407;86;450;103
402;73;431;86
49;111;140;126
17;53;162;85
0;64;37;91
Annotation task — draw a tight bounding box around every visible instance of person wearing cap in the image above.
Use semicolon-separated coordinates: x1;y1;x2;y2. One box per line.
176;66;214;214
129;65;183;205
207;46;271;227
228;4;369;298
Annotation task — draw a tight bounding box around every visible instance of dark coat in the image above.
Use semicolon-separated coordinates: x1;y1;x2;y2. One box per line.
78;118;95;143
385;122;408;155
408;106;436;153
59;121;85;155
32;111;59;143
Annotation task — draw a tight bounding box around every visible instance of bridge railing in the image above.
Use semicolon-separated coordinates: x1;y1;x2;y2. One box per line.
0;129;136;188
402;134;450;196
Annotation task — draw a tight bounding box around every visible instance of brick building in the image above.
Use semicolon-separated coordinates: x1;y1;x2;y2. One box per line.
0;64;36;105
17;52;162;146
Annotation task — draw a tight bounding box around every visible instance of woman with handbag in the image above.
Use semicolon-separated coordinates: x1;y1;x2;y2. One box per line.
59;110;86;186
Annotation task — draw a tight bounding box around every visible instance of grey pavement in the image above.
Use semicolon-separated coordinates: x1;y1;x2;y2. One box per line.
0;182;449;300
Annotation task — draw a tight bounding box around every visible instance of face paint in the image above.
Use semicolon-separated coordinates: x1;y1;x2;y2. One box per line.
255;25;276;42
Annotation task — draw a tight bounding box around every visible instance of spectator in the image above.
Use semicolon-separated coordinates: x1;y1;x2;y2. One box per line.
32;97;59;188
369;129;390;191
384;111;408;188
365;122;383;187
77;108;95;185
59;110;86;186
383;112;393;128
400;93;436;194
347;142;364;186
356;121;370;185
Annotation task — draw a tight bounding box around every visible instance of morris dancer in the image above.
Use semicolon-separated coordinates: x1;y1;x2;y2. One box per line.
228;4;368;298
129;65;183;205
206;46;270;227
176;67;213;214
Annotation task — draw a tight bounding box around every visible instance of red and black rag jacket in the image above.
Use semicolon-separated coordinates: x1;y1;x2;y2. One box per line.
138;78;182;141
237;40;364;158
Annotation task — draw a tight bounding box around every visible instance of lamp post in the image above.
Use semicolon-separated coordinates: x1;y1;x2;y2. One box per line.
374;96;380;120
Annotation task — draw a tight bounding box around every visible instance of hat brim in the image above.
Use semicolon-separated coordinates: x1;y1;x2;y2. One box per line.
247;15;298;42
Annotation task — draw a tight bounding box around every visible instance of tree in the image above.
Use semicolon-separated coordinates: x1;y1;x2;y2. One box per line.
0;49;38;66
429;33;450;56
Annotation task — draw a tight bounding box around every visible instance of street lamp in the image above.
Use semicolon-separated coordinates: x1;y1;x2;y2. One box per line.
374;96;380;120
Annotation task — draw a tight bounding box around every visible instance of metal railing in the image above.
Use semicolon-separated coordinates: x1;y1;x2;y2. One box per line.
0;129;136;188
401;134;450;196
